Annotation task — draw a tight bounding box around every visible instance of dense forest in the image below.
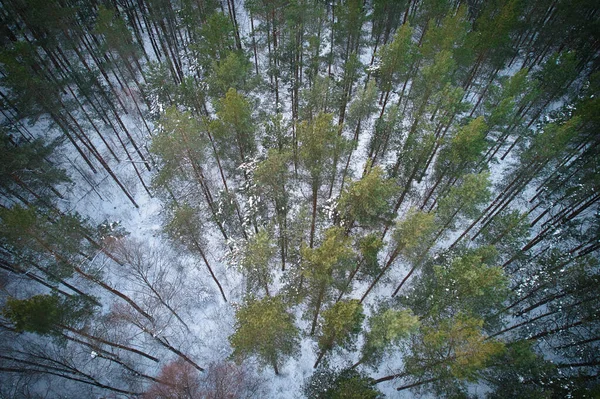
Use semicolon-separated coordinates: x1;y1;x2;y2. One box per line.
0;0;599;397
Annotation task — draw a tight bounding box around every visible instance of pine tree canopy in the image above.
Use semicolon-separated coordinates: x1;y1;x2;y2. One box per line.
0;0;599;397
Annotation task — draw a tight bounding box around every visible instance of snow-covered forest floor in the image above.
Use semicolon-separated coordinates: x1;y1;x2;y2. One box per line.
1;0;599;398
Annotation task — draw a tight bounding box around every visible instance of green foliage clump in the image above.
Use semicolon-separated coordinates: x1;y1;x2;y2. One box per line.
437;172;491;225
431;246;508;317
3;294;96;335
210;88;256;174
151;106;206;189
337;165;396;228
484;341;560;399
301;227;356;291
403;246;508;324
303;368;383;399
391;208;437;261
164;204;204;248
209;51;252;97
298;112;346;186
229;296;299;374
254;149;292;212
377;24;415;93
192;12;236;70
0;132;70;205
359;308;419;368
317;299;364;353
405;313;505;396
0;205;97;279
239;229;276;295
3;295;61;334
357;233;384;278
302;227;357;334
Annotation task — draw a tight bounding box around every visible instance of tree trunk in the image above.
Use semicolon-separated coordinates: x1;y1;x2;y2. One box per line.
310;285;325;335
309;183;319;248
360;247;399;303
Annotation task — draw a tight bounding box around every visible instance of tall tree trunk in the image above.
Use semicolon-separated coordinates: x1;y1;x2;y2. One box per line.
310;285;325;335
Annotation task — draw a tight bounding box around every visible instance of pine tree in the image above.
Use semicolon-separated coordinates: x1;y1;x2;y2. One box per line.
230;295;299;375
301;227;355;335
191;12;236;73
297;113;347;247
354;308;419;369
210;88;257;179
340;80;378;187
238;228;277;296
151;106;207;189
3;294;96;335
361;209;436;302
0;131;69;207
208;51;253;98
405;246;508;322
164;204;228;302
1;0;599;395
388;314;505;396
0;205;153;322
435;172;491;239
313;299;364;368
253;149;293;270
94;6;145;84
482;341;561;399
422;116;488;209
375;23;415;117
336;165;396;231
304;368;384;399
